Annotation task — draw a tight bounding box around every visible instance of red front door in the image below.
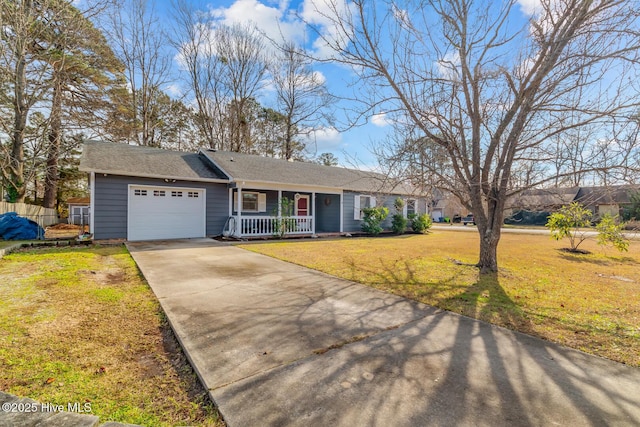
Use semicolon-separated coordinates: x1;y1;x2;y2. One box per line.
296;195;309;216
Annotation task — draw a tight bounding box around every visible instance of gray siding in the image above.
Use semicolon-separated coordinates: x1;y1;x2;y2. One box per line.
342;191;360;232
315;193;340;233
93;174;228;240
342;192;426;233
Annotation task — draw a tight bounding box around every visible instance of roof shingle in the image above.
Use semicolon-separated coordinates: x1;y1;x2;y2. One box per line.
79;141;227;182
200;149;411;194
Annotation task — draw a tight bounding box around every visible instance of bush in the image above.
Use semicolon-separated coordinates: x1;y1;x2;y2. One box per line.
409;213;432;234
596;214;629;252
391;213;408;234
361;206;389;235
391;197;407;234
546;202;592;251
547;203;629;253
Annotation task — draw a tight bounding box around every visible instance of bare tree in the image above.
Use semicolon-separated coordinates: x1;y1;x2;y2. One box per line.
171;0;227;149
215;23;268;152
308;0;640;273
0;0;52;202
270;42;334;159
171;3;268;153
106;0;171;147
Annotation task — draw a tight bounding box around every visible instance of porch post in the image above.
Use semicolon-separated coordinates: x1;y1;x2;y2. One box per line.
339;191;344;232
278;190;282;218
236;187;242;237
312;192;316;235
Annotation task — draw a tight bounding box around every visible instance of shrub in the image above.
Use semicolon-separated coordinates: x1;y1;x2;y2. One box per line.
272;197;294;239
391;213;408;234
409;213;432;234
596;214;629;252
391;198;408;234
361;206;389;235
546;202;592;251
546;203;629;253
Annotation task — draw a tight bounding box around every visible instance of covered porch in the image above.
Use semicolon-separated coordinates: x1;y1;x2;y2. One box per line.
226;186;341;238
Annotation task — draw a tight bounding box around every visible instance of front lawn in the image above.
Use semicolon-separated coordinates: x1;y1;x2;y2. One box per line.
241;230;640;367
0;245;223;426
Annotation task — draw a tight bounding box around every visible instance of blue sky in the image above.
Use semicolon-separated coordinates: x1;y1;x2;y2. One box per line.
150;0;539;169
150;0;392;169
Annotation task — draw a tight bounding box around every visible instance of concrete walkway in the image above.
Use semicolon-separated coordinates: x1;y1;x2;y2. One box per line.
127;238;640;427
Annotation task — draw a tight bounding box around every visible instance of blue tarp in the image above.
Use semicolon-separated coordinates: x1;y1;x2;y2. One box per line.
0;212;44;240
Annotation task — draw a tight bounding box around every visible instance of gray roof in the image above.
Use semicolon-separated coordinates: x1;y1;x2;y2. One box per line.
79;141;227;182
79;142;414;194
507;187;581;210
201;149;413;194
576;185;640;206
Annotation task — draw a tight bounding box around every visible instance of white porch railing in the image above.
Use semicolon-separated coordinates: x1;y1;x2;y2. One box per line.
233;215;314;237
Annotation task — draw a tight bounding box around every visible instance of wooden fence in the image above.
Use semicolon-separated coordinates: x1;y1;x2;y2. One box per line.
0;202;59;227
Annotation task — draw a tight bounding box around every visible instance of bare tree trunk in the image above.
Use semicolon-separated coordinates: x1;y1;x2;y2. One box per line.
9;0;32;203
44;69;63;209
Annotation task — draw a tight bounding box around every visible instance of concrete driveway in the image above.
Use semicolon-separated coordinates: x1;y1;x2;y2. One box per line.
127;238;640;427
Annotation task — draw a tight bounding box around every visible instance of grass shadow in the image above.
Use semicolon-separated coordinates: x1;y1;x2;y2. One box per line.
343;256;471;303
443;272;533;332
557;251;640;266
343;256;533;333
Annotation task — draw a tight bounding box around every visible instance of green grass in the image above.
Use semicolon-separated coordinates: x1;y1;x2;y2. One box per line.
0;245;223;427
241;231;640;367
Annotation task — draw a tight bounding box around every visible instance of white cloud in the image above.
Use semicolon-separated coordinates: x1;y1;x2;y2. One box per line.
436;51;461;81
165;83;183;97
300;0;354;59
517;0;542;17
209;0;306;46
301;126;342;153
371;113;391;127
197;0;352;60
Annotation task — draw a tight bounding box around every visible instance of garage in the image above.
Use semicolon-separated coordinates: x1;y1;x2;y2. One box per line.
128;185;206;241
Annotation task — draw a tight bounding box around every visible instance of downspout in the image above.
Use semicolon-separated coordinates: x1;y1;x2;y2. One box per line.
89;172;95;236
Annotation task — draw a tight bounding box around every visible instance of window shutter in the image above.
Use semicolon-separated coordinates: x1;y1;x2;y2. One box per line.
258;193;267;212
354;195;361;220
370;196;377;207
233;192;238;212
403;201;408;218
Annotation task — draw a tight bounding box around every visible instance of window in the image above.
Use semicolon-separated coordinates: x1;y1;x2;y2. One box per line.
233;191;267;212
188;191;199;198
354;195;376;220
242;192;259;212
406;199;416;217
153;190;166;197
171;191;183;197
134;189;147;196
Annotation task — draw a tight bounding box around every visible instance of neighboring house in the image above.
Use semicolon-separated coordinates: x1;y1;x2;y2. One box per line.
505;187;581;217
574;185;639;217
504;185;639;224
429;188;467;222
67;197;90;225
79;141;427;241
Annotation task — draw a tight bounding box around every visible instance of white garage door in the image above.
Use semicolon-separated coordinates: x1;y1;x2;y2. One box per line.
128;185;206;241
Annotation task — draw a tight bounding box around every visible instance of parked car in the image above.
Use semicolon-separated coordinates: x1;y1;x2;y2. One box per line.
462;214;475;225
